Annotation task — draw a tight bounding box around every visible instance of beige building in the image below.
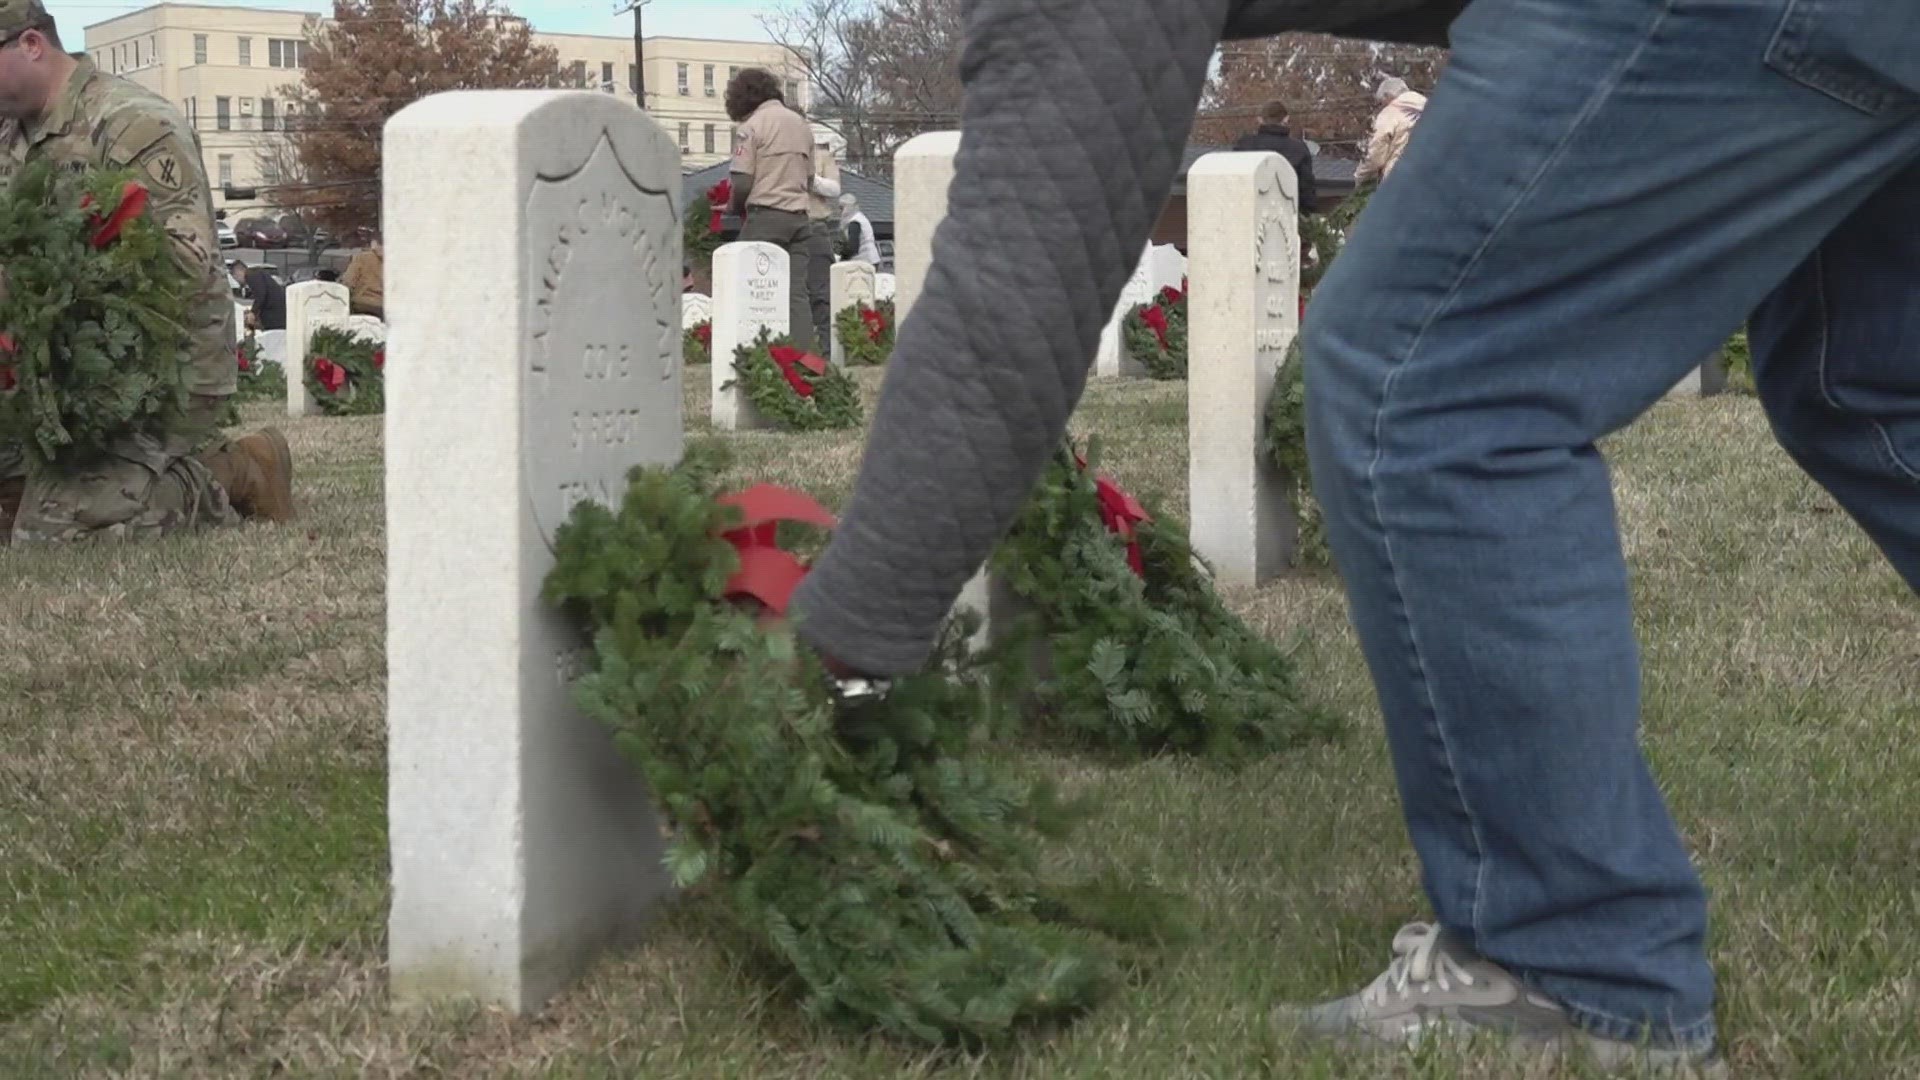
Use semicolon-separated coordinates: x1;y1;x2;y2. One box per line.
79;4;806;216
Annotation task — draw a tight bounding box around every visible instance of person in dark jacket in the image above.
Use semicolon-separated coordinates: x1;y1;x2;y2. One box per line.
235;261;286;331
1232;99;1318;211
789;0;1920;1071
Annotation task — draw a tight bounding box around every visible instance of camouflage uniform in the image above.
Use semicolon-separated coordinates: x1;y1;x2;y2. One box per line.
0;4;270;542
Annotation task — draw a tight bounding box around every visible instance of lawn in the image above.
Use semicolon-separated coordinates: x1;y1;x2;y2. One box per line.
3;371;1916;1078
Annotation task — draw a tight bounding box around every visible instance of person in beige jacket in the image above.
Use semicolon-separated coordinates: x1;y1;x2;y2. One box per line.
1355;76;1427;186
341;237;383;319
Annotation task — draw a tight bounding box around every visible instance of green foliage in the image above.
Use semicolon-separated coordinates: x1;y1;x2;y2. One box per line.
1121;289;1188;381
725;327;863;432
684;320;711;366
302;326;383;416
0;161;193;471
1260;186;1376;569
543;441;1183;1045
685;195;725;279
1723;330;1753;395
991;441;1339;757
833;298;894;366
232;337;285;404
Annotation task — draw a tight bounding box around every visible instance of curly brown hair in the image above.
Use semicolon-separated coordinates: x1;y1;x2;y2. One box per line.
724;67;785;123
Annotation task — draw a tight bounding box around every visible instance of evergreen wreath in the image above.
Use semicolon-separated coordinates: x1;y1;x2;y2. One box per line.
302;325;385;416
1261;186;1376;568
1121;284;1189;380
543;441;1184;1045
232;337;285;403
990;440;1338;757
0;161;192;470
684;319;711;365
833;298;894;366
725;327;863;432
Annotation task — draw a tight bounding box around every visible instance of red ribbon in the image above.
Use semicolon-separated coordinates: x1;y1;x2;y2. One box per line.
2;332;16;389
693;322;712;347
706;178;732;234
1074;453;1150;577
314;356;348;394
859;306;886;343
715;483;838;618
1141;304;1170;351
81;181;150;249
373;348;385;371
236;346;251;373
768;343;827;398
1159;284;1184;306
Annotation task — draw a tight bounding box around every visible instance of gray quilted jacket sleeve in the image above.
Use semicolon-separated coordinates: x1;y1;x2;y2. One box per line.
789;0;1452;676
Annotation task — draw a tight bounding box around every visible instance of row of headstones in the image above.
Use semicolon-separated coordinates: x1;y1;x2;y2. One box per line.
376;91;1729;1020
234;282;387;417
680;269;897;344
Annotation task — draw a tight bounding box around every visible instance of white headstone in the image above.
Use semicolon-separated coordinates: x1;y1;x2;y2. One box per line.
1188;151;1299;586
710;241;789;430
892;131;961;326
233;300;248;329
875;273;896;301
383;89;681;1014
1094;242;1155;378
829;260;877;366
681;291;711;331
1147;244;1187;292
347;314;387;345
257;329;288;368
284;280;351;416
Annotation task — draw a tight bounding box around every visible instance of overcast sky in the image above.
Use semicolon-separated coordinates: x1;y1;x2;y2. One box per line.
48;0;776;45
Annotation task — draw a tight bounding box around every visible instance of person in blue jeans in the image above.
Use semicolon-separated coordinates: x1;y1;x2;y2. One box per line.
786;0;1920;1071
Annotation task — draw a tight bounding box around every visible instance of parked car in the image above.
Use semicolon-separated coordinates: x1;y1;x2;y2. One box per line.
233;217;286;248
217;221;237;249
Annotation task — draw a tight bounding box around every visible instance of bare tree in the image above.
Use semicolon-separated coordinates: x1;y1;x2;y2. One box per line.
1194;34;1446;152
763;0;963;179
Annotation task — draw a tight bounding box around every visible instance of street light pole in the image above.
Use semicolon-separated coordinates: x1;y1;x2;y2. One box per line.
615;0;653;109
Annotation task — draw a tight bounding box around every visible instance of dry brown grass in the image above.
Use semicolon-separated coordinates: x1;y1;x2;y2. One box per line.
3;374;1916;1078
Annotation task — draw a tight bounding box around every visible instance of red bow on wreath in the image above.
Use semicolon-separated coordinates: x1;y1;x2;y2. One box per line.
80;181;150;249
236;346;251;373
860;306;886;343
716;483;838;618
1075;453;1151;578
768;343;827;398
1140;304;1170;351
314;356;348;394
373;348;385;371
694;322;712;347
1159;284;1184;306
706;178;732;235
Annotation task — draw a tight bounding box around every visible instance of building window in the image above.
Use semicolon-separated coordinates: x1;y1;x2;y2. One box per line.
677;123;689;152
729;65;738;82
149;35;156;64
193;34;207;64
785;78;802;109
703;64;714;96
261;97;276;131
262;158;280;185
217;155;232;188
183;97;197;128
238;37;251;65
215;96;230;131
628;63;637;93
703;123;715;154
133;39;141;67
239;97;254;130
601;61;613;91
677;63;688;95
268;38;307;69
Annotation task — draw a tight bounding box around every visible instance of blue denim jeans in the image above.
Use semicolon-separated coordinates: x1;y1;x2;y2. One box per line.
1302;0;1920;1052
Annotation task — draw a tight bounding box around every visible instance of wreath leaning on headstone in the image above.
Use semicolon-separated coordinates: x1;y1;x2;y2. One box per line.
543;439;1185;1046
303;325;385;416
725;326;863;432
232;336;284;404
833;298;894;366
1121;283;1189;380
0;160;193;470
683;319;711;365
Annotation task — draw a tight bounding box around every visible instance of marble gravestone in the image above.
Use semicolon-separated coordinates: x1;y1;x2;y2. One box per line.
875;272;896;301
709;241;789;430
681;291;711;331
383;89;681;1014
828;259;876;366
1094;242;1155;379
1147;244;1187;292
1187;151;1300;587
284;280;351;416
891;131;961;326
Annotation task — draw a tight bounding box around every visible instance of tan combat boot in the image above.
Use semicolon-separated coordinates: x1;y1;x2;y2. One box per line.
201;428;296;522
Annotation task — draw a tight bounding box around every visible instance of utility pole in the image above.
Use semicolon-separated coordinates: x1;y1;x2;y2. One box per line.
614;0;652;109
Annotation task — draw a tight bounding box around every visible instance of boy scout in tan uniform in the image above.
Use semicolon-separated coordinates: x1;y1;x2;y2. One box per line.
0;0;293;543
726;68;818;354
